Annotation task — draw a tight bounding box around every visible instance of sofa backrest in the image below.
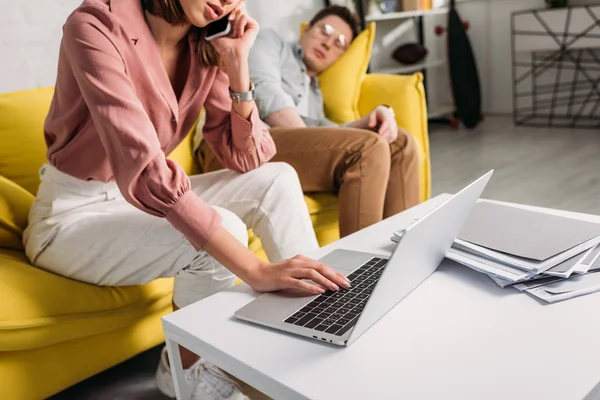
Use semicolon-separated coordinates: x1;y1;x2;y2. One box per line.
0;87;53;195
0;87;198;195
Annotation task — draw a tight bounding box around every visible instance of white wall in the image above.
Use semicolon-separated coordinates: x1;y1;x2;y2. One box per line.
1;0;596;113
0;0;81;93
0;0;321;94
245;0;322;42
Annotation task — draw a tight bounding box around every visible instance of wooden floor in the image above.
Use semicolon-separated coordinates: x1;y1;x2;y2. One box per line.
49;116;599;399
429;116;600;215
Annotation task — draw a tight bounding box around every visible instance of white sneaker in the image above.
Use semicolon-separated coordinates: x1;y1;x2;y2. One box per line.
156;347;250;400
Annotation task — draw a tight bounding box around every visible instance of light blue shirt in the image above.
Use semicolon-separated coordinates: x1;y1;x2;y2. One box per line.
248;29;338;127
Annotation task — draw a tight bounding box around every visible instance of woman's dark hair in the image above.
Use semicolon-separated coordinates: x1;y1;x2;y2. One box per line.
141;0;220;66
308;5;361;42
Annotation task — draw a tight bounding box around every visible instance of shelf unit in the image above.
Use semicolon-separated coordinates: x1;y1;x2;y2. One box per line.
324;1;454;121
365;7;449;22
374;58;446;75
364;3;453;121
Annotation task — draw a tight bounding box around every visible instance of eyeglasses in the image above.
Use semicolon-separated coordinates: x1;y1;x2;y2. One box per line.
314;23;348;51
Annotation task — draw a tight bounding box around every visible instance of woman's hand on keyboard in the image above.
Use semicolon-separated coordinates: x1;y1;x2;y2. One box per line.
246;255;351;295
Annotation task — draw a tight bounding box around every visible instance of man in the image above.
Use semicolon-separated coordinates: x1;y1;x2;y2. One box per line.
197;5;420;238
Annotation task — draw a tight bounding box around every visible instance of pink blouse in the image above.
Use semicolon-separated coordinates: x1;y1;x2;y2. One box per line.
44;0;276;250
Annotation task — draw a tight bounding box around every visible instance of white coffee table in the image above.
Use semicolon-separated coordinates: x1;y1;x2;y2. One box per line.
162;195;600;400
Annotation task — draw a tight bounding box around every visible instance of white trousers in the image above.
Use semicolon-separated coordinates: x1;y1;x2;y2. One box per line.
23;162;319;308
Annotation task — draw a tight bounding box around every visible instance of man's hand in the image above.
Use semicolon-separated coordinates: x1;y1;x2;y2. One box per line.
366;105;398;143
345;105;398;143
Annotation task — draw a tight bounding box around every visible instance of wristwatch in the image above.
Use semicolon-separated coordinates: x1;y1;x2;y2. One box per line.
229;81;255;104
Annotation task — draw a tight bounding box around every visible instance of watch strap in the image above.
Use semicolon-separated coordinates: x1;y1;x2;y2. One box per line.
229;81;255;104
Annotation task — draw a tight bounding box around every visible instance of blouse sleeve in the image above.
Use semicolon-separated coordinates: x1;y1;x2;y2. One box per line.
201;68;276;173
62;9;220;250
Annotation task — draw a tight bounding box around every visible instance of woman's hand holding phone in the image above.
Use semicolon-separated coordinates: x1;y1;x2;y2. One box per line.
209;2;258;121
210;3;258;63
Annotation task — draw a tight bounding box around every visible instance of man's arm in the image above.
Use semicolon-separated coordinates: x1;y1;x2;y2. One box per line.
249;29;305;127
264;108;307;128
343;115;371;130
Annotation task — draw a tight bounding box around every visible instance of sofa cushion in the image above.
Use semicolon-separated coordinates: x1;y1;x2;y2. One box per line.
304;192;338;224
0;86;199;195
0;176;35;250
0;87;54;196
358;73;431;202
0;195;337;352
0;249;173;351
318;22;376;124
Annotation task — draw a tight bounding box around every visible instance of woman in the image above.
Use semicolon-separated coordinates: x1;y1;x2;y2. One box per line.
23;0;350;399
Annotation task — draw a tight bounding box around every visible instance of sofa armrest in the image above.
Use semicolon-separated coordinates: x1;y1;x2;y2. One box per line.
357;73;431;202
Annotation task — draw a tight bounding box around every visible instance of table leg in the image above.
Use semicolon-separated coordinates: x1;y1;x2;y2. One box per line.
165;335;190;400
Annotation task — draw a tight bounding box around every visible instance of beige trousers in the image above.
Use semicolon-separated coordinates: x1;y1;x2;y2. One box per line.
198;126;421;237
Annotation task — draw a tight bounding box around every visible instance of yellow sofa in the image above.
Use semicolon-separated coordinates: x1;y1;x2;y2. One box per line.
0;73;430;399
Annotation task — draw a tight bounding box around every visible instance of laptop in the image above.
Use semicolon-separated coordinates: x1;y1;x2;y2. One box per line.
235;171;493;346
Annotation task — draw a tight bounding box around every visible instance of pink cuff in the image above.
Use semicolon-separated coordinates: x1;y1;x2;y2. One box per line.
166;190;222;250
230;106;262;150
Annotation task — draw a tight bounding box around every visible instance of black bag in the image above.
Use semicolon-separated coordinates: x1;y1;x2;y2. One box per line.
392;42;428;65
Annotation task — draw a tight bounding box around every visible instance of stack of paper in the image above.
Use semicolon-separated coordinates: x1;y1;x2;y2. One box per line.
391;201;600;304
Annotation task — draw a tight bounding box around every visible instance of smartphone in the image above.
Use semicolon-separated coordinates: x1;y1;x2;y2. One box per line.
205;14;232;41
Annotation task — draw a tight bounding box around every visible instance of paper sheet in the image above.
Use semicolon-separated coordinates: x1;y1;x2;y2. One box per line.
458;201;600;260
454;235;600;273
488;275;515;288
543;249;588;278
542;271;600;293
526;271;600;303
594;254;600;269
573;249;593;274
513;276;567;291
583;243;600;265
446;248;532;282
573;244;600;274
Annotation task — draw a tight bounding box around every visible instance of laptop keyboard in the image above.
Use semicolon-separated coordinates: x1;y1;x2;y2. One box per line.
284;257;388;337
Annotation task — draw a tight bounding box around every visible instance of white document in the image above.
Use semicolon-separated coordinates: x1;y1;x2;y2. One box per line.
594;254;600;269
543;271;600;293
513;275;566;291
526;271;600;303
446;248;531;282
454;235;600;273
581;243;600;272
458;200;600;260
488;275;515;288
583;243;600;264
515;253;600;292
573;244;600;274
543;249;588;278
